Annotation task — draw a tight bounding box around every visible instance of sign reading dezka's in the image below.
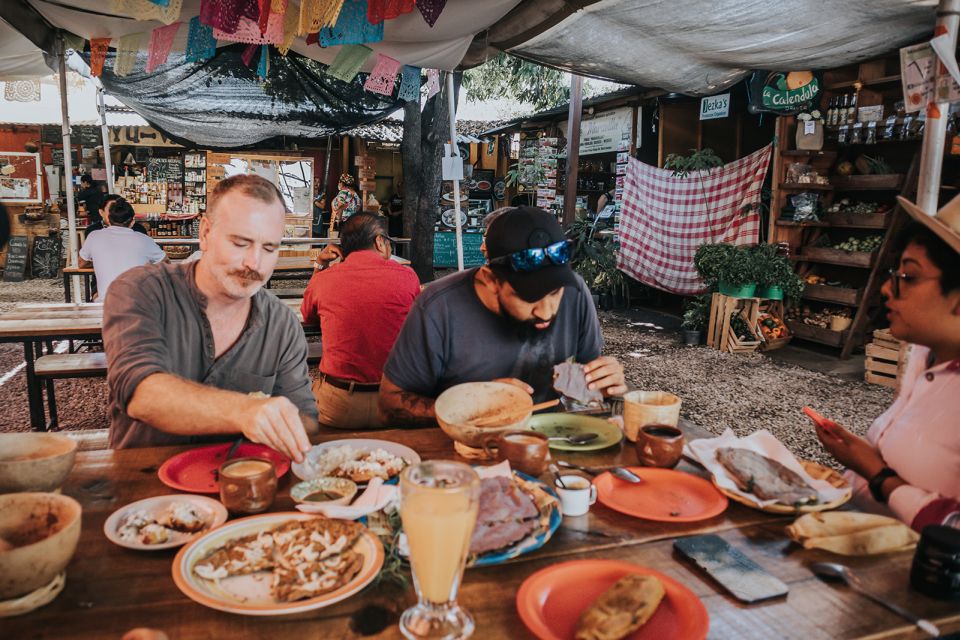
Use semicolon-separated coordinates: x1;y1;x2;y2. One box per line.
747;71;821;115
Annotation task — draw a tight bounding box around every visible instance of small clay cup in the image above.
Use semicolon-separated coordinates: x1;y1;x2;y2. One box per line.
634;424;685;468
482;430;550;476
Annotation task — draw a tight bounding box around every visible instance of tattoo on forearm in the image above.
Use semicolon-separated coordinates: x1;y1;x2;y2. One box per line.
382;390;437;428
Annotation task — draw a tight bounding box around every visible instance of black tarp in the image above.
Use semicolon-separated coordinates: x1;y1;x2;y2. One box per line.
88;45;405;148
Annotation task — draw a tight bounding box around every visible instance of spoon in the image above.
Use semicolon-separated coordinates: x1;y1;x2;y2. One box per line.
557;461;643;484
548;433;599;445
810;563;940;637
548;463;567;489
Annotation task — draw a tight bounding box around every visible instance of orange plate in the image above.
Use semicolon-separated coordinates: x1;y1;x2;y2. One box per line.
517;559;709;640
593;467;727;522
158;443;290;494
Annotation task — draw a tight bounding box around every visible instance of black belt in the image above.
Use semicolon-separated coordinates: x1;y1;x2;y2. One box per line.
320;374;380;392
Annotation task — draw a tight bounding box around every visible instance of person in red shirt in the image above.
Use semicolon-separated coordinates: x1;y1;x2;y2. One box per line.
301;213;420;429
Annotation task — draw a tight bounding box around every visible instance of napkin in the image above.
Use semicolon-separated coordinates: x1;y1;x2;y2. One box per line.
786;512;919;555
684;428;848;507
295;477;397;520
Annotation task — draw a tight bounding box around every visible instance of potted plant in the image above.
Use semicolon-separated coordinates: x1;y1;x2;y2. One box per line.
567;213;628;308
694;243;758;298
752;244;804;301
680;294;711;345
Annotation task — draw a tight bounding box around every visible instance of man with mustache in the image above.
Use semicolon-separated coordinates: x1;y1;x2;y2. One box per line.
102;175;318;462
379;206;626;427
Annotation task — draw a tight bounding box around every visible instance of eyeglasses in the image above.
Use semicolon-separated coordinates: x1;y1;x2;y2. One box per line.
887;268;940;298
488;239;571;272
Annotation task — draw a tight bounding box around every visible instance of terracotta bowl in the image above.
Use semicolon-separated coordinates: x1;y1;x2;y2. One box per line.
0;492;82;599
0;433;77;493
435;382;533;449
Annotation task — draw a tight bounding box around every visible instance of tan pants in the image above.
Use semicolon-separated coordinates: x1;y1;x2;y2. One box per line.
313;377;382;430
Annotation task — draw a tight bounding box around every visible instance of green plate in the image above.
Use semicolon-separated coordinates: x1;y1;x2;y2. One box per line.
527;413;623;451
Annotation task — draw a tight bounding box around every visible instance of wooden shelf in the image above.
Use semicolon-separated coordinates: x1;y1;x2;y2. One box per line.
803;284;862;306
785;319;849;347
825;211;891;229
832;175;904;191
782;150;838;159
775;219;829;228
780;182;834;191
798;246;875;268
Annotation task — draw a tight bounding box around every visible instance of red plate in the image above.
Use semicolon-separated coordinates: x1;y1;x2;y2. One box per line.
594;467;727;522
517;559;709;640
158;443;290;493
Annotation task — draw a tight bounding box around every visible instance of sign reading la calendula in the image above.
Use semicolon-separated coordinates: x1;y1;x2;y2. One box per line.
747;71;821;115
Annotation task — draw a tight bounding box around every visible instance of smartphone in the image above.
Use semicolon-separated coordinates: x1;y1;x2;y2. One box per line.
802;406;840;435
674;535;789;603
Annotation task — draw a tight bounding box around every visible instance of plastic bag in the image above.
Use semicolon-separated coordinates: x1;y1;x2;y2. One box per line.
791;192;820;221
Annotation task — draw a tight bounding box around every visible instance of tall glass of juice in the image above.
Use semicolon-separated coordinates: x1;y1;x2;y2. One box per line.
399;460;480;639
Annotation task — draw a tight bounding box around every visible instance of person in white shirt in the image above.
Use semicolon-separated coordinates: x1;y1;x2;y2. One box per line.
79;198;167;299
813;200;960;531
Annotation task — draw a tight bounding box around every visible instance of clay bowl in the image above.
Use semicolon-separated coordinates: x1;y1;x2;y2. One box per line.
0;492;82;599
435;382;533;450
0;433;77;493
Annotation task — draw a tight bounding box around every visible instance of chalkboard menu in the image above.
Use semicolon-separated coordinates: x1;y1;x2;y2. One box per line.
148;157;183;183
433;231;485;268
51;148;78;167
32;235;61;279
3;236;29;282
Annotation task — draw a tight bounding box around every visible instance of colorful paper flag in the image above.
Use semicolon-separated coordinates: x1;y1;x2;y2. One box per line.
257;45;270;78
300;0;346;35
90;38;111;77
111;0;182;25
199;0;259;34
114;33;144;77
146;22;181;72
186;16;217;62
325;44;372;82
363;53;401;95
367;0;414;24
397;64;421;101
415;0;446;27
426;68;440;99
278;6;300;55
214;8;285;44
241;43;259;66
319;0;383;46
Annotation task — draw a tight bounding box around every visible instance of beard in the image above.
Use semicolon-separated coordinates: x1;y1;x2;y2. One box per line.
500;305;557;340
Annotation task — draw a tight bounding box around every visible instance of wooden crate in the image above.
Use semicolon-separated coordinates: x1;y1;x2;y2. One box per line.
707;293;761;354
757;300;793;352
864;329;907;389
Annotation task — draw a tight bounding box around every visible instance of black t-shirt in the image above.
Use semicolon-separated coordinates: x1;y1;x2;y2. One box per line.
383;268;603;403
78;186;104;221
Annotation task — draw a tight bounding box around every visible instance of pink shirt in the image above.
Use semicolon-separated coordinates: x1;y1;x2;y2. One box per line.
300;250;420;384
846;344;960;529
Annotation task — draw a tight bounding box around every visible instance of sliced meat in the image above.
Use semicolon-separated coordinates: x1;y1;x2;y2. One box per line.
469;519;537;555
476;476;538;524
716;447;819;506
553;362;604;406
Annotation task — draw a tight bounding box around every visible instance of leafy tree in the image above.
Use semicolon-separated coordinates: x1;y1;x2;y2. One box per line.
463;53;629;112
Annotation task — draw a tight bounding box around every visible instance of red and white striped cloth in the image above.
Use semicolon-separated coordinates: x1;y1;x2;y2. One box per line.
617;145;772;294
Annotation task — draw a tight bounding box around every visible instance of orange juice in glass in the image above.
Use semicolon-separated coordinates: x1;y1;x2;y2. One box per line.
399;460;480;639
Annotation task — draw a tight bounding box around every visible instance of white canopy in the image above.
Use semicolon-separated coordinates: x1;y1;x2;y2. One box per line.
22;0;522;72
0;18;52;80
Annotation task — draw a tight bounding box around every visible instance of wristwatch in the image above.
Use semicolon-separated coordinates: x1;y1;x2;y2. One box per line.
868;467;899;504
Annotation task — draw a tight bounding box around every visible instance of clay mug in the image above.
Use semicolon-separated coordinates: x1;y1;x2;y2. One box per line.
634;424;685;468
219;457;277;514
482;430;550;476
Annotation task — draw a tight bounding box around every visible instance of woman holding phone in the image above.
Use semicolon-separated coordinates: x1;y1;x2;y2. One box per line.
811;197;960;531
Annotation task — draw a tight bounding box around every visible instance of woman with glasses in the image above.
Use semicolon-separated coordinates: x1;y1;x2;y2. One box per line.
813;211;960;531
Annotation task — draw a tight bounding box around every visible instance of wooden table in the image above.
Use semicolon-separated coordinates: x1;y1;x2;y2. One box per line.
8;426;959;639
0;300;314;431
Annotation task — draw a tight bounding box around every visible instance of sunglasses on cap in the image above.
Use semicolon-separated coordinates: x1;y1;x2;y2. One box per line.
488;239;572;272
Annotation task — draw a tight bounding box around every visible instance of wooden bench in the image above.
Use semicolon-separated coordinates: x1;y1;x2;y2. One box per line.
266;288;306;299
34;343;323;430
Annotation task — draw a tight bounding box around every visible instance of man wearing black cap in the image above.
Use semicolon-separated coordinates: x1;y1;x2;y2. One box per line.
378;206;626;427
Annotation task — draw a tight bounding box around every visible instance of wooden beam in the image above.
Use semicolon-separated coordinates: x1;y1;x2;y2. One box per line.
562;74;583;227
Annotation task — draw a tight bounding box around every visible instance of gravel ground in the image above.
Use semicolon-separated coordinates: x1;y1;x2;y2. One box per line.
600;311;894;467
0;280;894;468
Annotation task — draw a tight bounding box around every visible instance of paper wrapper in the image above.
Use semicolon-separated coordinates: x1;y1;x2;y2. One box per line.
295;477;396;520
684;428;848;507
786;512;919;555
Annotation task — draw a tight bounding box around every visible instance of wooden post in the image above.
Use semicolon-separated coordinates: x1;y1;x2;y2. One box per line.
563;75;583;227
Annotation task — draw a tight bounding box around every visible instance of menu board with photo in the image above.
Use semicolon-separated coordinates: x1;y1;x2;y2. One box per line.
0;153;42;202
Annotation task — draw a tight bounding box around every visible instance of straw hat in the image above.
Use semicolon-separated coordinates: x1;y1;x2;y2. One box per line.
897;195;960;254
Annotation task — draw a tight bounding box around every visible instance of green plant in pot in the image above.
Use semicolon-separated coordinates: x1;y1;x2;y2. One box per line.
694;243;758;297
751;244;804;301
567;213;627;308
680;294;711;345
